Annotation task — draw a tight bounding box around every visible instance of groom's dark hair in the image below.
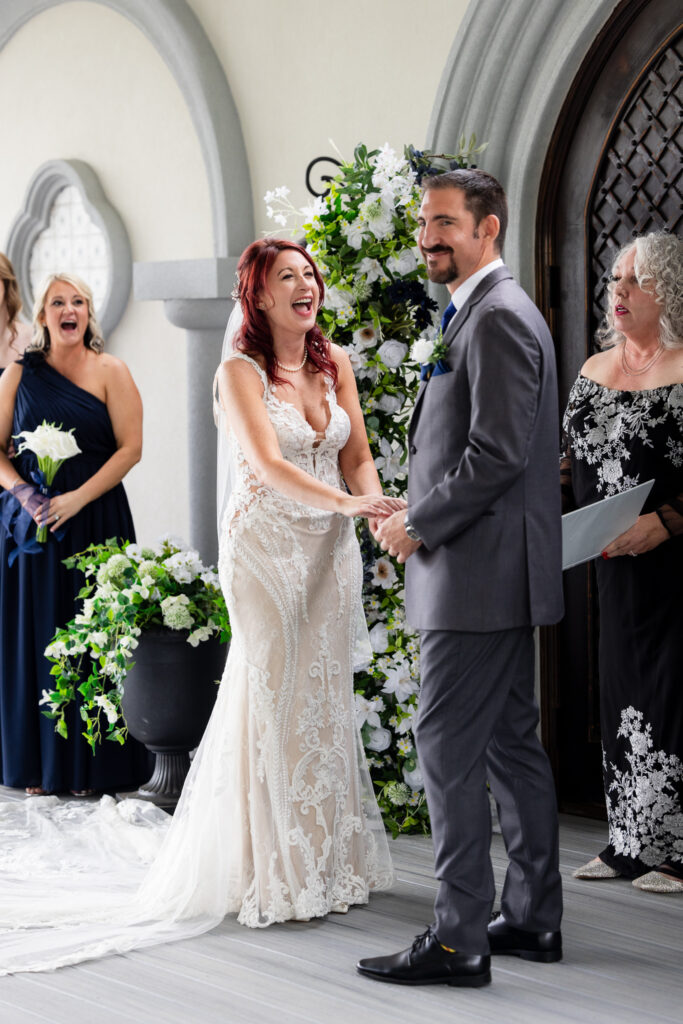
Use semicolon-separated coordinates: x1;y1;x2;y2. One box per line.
422;169;508;253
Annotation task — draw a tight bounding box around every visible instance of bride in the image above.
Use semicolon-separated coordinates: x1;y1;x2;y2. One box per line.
0;238;397;974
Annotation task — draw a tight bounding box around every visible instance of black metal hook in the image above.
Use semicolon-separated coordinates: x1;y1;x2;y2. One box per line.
305;157;342;197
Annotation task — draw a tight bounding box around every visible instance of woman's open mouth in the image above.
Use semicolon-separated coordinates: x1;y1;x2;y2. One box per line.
60;320;78;332
292;298;313;316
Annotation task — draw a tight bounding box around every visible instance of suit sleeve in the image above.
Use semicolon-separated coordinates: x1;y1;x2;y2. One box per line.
409;305;542;550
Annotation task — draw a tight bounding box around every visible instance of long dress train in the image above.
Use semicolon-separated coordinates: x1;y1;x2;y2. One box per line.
0;352;393;974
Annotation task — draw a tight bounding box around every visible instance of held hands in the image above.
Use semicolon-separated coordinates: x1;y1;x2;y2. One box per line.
374;506;421;564
342;494;405;520
30;490;87;533
602;512;669;559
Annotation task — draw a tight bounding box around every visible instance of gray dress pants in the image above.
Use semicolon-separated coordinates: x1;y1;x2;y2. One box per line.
416;626;563;954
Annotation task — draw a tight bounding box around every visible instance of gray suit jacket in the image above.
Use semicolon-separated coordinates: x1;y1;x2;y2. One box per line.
405;265;563;632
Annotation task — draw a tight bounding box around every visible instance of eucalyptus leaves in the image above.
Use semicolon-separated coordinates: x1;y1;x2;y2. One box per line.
265;139;484;835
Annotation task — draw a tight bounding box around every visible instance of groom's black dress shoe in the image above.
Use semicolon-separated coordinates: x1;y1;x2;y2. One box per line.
356;927;491;987
487;912;562;963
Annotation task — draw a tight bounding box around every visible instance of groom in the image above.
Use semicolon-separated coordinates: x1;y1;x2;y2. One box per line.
359;169;564;987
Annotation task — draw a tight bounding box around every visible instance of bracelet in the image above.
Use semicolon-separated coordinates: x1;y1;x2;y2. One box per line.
654;508;673;537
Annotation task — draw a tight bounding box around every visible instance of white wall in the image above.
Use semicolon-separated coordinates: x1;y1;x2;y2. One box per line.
190;0;470;232
0;0;469;554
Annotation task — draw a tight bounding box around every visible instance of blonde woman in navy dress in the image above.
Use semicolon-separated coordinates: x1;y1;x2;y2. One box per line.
0;273;150;795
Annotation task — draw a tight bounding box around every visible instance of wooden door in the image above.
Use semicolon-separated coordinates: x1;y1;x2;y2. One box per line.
536;0;682;816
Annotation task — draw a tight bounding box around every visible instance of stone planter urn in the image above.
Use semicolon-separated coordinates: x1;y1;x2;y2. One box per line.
118;627;227;812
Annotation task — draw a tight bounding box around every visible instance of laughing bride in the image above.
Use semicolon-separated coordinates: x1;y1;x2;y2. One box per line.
0;238;396;974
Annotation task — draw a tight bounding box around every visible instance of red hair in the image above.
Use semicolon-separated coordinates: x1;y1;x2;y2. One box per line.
233;238;338;389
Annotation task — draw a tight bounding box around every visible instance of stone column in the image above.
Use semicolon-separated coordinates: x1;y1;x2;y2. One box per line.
134;258;237;565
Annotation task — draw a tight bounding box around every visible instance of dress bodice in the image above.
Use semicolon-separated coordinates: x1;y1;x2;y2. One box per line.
222;352;350;528
562;375;683;514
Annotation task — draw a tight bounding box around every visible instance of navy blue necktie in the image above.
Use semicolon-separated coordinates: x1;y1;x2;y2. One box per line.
420;303;457;381
441;301;456;335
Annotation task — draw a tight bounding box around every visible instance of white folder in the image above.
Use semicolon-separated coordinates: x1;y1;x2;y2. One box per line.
562;479;654;570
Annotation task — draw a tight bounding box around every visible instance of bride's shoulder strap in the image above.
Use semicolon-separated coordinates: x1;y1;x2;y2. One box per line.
226;352;269;390
213;354;268;423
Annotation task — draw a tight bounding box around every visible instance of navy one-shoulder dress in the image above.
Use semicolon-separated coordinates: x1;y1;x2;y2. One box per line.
0;352;151;792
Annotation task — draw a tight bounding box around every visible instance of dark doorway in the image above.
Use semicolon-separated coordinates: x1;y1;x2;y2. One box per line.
536;0;682;816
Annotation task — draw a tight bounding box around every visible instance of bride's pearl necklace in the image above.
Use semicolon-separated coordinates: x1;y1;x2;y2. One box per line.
276;349;308;373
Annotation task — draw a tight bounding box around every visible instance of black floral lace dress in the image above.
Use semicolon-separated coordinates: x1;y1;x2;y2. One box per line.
562;376;683;878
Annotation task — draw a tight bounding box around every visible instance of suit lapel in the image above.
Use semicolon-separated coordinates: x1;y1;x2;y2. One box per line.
444;265;513;353
408;266;513;437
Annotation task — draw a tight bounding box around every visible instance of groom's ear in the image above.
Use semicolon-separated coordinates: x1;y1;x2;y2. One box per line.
480;214;501;249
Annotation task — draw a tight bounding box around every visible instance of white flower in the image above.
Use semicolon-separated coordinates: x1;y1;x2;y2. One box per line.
376;393;404;415
366;726;392;752
94;693;119;725
263;185;290;206
374;437;404;483
352;324;378;349
368;622;390;653
359;192;395;241
14;422;81;461
377;339;408;369
356;259;387;285
602;459;623;484
397;736;413;756
96;554;132;588
403;763;424;791
187;623;214;647
88;631;109;650
163;550;204;585
340;217;366;249
382;662;417;703
355;694;385;729
157;533;189;553
301;195;327;228
386;249;418;276
411;337;437;364
322;285;355;323
38;688;56;708
371;555;398;590
160;594;194;631
346;344;366;374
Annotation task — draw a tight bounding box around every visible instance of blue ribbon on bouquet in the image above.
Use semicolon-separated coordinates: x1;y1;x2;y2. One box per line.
0;470;66;566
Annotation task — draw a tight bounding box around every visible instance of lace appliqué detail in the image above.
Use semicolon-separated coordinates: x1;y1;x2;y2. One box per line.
605;706;683;867
563;378;683;497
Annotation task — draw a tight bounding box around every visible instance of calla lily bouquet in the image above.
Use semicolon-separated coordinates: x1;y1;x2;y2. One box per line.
42;536;231;750
14;421;81;541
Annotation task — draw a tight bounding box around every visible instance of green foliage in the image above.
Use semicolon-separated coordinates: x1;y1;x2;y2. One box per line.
42;536;230;751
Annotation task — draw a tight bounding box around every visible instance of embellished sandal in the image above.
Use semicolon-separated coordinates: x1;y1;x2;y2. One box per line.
572;856;620;880
632;870;683;893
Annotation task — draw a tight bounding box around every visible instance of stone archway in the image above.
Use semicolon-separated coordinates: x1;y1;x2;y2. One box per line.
426;0;621;295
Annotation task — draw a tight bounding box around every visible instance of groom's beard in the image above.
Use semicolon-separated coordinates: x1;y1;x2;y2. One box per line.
422;247;459;285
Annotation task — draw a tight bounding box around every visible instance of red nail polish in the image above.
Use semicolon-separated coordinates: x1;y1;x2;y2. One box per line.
601;551;609;560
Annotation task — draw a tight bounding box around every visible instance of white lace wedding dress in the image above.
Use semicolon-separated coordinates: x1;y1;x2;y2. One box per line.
0;352;393;975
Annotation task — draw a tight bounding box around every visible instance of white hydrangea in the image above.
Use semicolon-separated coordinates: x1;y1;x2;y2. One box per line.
163;550;204;585
161;594;194;631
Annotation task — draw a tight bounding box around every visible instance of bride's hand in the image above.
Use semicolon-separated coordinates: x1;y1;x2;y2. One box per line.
341;494;401;519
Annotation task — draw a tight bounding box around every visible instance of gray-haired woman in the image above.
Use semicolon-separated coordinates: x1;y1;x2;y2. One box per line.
562;231;683;892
